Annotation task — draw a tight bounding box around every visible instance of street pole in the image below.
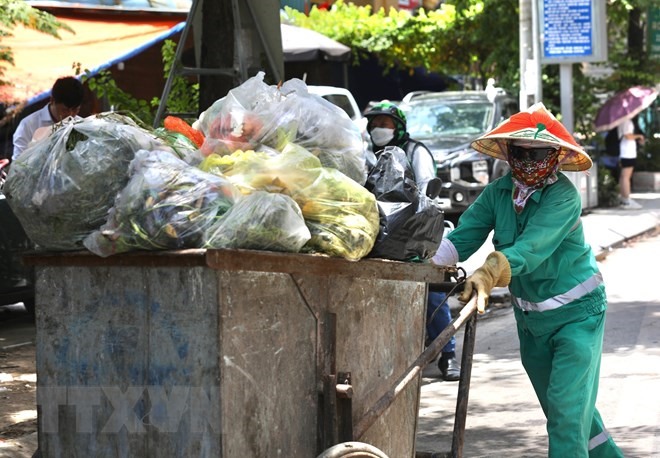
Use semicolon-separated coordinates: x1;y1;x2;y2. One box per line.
519;0;543;111
531;0;542;104
559;63;574;134
519;0;532;111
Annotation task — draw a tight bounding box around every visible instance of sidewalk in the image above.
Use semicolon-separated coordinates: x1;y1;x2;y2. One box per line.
581;192;660;261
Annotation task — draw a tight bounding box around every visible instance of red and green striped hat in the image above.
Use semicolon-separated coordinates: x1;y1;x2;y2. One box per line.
470;103;592;172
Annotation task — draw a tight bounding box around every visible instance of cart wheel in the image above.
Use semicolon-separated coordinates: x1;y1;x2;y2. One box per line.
316;441;389;458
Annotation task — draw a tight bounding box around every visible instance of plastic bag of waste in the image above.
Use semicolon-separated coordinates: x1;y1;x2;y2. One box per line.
4;113;165;250
84;149;240;257
204;191;311;252
365;146;444;261
194;72;367;184
201;142;379;261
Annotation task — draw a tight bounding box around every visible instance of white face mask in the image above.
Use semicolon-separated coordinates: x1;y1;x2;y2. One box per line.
370;127;395;146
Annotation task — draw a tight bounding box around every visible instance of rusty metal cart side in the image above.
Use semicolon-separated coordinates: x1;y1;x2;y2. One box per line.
27;248;468;458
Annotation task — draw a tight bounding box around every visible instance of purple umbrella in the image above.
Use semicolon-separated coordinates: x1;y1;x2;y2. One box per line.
594;86;658;132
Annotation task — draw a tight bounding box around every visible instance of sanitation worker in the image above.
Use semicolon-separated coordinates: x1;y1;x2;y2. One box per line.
432;103;623;457
365;101;460;381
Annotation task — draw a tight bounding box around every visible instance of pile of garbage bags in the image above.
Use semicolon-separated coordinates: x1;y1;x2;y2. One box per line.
4;73;441;262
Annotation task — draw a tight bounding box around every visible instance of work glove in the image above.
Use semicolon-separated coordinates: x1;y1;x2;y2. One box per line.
459;251;511;314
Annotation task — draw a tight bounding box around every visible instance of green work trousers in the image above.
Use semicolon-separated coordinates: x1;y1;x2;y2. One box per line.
514;288;624;457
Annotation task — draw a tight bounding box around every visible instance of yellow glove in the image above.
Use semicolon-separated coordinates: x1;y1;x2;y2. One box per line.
459;251;511;314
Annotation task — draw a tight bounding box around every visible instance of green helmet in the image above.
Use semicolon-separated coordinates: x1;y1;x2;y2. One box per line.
365;101;407;143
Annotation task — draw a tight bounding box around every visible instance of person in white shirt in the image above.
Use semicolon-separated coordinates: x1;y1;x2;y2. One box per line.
617;117;645;209
12;76;84;161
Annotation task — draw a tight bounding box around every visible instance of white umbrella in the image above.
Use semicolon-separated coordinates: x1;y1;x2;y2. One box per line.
281;24;351;62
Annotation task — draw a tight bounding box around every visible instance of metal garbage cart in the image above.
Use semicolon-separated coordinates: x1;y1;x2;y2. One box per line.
26;248;456;457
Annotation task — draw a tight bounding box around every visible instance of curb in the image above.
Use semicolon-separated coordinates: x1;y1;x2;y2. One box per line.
594;224;660;262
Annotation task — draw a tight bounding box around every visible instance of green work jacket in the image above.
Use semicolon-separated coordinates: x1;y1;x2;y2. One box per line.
448;172;601;305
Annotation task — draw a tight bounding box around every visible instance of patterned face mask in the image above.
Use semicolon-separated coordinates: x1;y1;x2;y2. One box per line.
508;146;561;213
509;146;560;186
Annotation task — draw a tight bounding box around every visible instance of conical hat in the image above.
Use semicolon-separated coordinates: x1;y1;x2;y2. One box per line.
470;102;592;172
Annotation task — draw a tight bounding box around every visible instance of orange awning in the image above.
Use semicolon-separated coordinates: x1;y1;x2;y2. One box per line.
0;15;183;106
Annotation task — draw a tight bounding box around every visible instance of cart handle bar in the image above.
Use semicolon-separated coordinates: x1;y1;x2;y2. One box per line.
353;294;478;441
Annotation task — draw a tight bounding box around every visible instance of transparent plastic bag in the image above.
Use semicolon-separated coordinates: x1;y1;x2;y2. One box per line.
201;142;379;260
262;78;367;184
84;149;240;257
194;72;367;184
4;113;164;250
294;167;379;261
204;191;310;252
199;143;322;195
195;72;282;156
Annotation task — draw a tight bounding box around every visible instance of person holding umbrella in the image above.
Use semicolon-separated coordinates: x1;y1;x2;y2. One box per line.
594;85;658;209
433;103;623;456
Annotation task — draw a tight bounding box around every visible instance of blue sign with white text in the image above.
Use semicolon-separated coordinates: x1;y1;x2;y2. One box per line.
543;0;593;58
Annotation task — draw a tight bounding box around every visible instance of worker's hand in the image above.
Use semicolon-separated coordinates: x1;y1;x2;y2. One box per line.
459;251;511;314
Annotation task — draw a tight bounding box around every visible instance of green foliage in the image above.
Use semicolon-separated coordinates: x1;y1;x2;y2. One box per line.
82;69;155;125
597;166;621;208
0;0;73;84
82;39;199;127
636;139;660;172
447;0;520;90
283;0;520;88
284;1;462;74
149;40;199;122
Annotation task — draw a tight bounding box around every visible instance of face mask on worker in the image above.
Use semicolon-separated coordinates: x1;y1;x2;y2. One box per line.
370;127;395;147
508;145;561;213
508;146;560;187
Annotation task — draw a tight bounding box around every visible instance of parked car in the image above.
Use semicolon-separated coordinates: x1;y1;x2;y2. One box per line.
400;88;519;215
0;159;35;315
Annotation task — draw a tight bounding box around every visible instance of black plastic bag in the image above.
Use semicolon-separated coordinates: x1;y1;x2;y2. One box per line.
365;146;418;203
365;146;444;261
368;204;444;261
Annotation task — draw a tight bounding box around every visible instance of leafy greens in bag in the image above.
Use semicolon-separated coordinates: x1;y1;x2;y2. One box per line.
84;150;240;257
4;113;164;250
204;191;311;252
201;143;379;261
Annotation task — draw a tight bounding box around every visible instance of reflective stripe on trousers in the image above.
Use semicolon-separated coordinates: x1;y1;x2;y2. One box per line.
589;428;611;450
513;272;603;312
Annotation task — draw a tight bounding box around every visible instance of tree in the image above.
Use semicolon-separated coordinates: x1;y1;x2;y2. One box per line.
598;0;657;92
285;0;657;141
0;0;72;85
283;0;518;90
